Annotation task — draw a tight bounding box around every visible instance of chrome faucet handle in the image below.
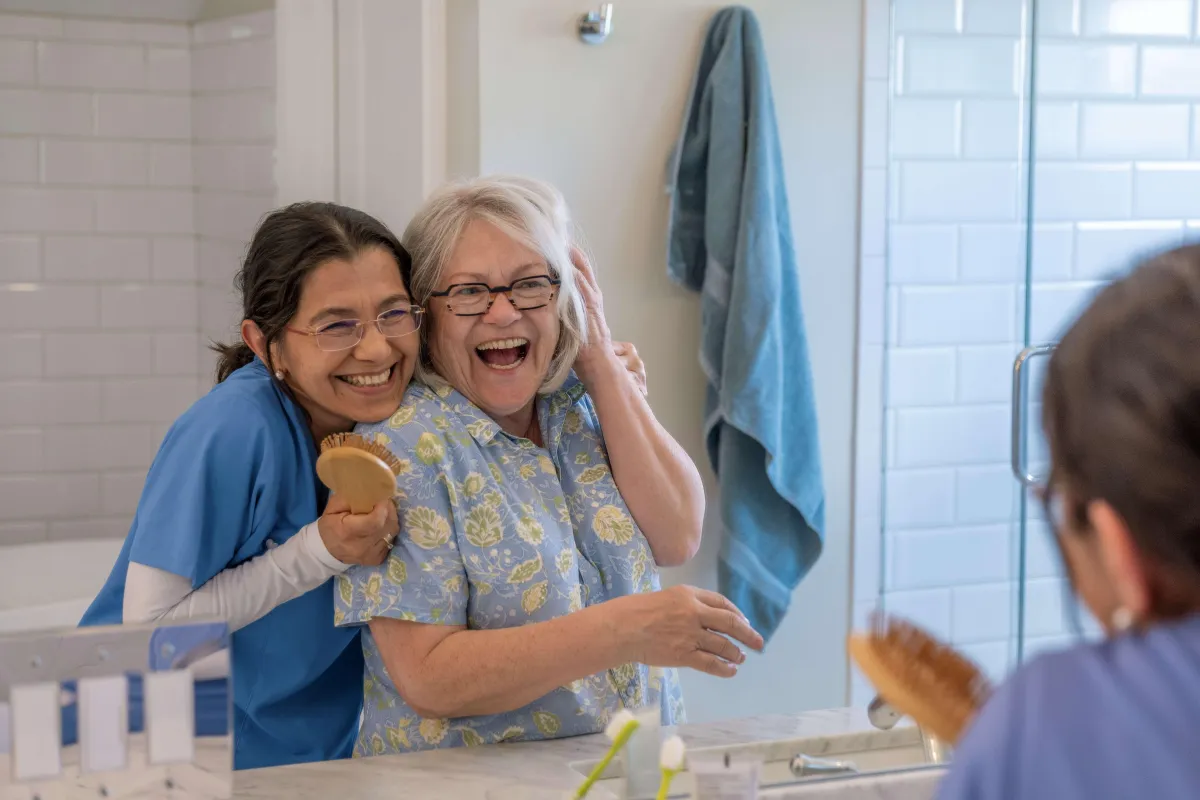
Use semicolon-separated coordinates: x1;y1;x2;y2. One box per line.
921;730;952;765
790;754;859;778
867;694;952;766
867;694;903;730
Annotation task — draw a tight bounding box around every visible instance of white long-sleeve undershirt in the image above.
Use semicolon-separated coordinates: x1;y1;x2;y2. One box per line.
122;522;349;634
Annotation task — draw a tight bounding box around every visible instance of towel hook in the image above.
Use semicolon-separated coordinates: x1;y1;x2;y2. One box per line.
578;3;613;44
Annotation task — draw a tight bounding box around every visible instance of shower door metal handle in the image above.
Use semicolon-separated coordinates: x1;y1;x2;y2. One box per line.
1011;344;1056;487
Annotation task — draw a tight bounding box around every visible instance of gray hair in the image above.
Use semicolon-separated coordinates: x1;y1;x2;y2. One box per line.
402;175;589;394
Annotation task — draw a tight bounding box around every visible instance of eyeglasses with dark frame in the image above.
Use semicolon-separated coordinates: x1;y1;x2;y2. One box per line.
430;274;561;317
286;306;425;352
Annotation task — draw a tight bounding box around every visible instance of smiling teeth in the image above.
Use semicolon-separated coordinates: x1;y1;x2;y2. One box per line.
476;338;528;351
341;367;392;387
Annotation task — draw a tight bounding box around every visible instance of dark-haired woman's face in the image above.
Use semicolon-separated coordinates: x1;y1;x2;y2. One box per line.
274;246;418;439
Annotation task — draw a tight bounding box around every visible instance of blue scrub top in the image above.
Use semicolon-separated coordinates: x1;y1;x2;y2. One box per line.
938;613;1200;799
78;359;363;770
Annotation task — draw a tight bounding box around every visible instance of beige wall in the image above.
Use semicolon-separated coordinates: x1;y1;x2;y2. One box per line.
464;0;863;721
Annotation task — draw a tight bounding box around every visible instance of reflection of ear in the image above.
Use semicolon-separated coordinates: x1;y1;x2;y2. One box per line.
241;320;268;363
1089;500;1151;622
242;319;287;377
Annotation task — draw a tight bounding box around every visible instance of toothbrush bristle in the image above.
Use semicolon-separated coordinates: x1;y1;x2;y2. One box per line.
604;710;638;741
659;735;686;771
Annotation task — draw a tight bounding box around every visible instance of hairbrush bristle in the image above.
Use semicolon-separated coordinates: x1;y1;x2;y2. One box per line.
319;433;404;476
849;613;992;744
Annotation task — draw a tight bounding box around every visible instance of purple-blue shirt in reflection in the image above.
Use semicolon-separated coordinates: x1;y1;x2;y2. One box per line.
938;613;1200;800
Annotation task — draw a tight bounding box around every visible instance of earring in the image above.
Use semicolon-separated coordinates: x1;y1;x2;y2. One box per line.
274;370;284;381
1111;606;1134;632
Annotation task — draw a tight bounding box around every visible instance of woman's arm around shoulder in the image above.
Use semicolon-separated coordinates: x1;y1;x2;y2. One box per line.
124;392;395;631
128;393;276;585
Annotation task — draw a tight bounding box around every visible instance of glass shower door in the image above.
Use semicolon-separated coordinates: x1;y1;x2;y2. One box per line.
876;0;1200;687
876;0;1038;685
1014;0;1200;660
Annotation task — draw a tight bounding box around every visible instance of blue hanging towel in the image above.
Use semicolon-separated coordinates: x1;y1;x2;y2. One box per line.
665;5;825;643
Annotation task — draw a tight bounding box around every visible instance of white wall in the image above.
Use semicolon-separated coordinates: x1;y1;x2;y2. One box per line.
852;0;1200;699
0;9;274;613
467;0;862;721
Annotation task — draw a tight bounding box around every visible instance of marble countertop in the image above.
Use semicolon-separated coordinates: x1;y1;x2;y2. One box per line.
235;708;922;799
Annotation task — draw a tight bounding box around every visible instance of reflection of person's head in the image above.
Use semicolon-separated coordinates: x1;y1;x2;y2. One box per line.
214;202;420;437
403;176;588;427
1040;243;1200;635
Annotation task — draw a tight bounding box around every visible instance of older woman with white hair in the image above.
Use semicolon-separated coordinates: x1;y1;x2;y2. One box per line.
335;175;763;755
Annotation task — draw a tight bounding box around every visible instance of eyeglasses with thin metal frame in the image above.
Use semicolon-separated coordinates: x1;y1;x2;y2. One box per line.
429;274;561;317
286;305;425;352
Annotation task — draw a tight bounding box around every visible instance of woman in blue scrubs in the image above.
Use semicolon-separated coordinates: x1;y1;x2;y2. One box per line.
79;202;420;770
937;245;1200;799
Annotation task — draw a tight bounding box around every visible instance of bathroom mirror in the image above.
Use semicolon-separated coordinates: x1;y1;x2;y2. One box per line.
9;0;1195;792
0;619;232;800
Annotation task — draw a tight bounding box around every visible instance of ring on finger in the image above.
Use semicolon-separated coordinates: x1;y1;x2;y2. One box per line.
383;532;397;548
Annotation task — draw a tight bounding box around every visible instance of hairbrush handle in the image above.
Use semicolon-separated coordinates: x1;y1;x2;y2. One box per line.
316;447;397;514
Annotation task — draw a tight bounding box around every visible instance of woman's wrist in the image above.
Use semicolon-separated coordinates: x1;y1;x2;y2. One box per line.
592;593;641;665
304;520;350;572
575;348;625;391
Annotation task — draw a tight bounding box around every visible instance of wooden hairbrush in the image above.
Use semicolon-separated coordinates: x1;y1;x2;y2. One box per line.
316;433;403;514
848;613;993;745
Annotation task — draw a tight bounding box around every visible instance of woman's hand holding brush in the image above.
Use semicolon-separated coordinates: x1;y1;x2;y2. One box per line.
317;492;398;566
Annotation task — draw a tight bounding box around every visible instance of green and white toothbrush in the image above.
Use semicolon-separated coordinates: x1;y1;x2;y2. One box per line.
573;710;641;799
656;735;686;800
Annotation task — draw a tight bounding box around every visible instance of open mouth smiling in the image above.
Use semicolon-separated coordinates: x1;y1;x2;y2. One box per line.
475;338;529;371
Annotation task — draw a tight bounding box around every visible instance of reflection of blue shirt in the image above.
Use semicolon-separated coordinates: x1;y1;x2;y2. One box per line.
61;623;231;754
336;378;684;756
78;359;363;770
938;614;1200;800
147;622;229;671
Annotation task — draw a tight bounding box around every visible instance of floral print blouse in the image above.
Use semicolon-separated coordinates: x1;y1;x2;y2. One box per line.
334;376;685;756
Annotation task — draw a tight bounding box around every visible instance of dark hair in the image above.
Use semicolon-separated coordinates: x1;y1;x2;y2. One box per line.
1041;243;1200;590
211;202;413;383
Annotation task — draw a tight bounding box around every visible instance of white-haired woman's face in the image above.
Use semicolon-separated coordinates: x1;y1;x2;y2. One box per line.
427;219;561;424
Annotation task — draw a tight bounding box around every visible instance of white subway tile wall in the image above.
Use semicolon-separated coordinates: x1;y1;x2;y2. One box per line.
0;11;275;545
853;0;1200;705
191;13;276;379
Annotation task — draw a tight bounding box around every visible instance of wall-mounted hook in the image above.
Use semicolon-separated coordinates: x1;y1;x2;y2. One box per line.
578;3;613;45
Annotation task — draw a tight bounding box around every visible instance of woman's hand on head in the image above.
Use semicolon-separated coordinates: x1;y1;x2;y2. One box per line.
571;246;617;381
317;492;398;567
612;585;764;677
571;247;647;396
